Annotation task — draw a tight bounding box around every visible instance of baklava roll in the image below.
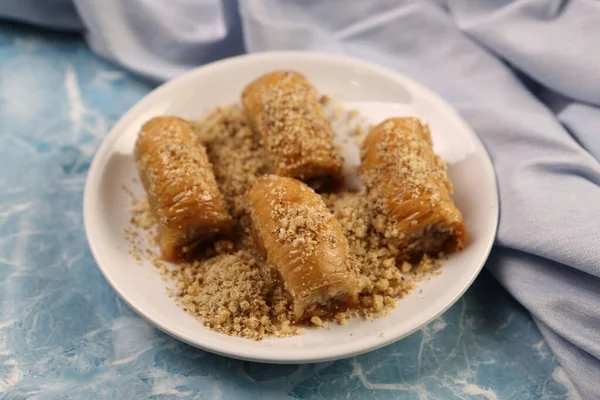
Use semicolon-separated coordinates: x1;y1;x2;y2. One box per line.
135;116;232;260
360;117;466;259
241;71;343;183
247;175;359;321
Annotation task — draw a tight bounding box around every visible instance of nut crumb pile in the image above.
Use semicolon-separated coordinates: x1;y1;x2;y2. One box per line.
196;106;268;217
323;192;440;319
170;249;298;339
127;101;445;340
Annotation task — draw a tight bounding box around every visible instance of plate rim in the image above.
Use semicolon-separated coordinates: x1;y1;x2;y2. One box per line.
83;51;499;364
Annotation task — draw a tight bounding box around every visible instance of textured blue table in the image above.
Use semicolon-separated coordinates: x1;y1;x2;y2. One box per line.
0;23;577;399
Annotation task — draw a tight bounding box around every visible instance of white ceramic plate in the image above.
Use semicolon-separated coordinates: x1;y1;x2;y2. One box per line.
84;52;498;364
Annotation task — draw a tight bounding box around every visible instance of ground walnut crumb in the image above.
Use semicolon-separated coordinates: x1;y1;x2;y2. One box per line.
323;191;441;319
172;251;299;340
129;197;155;229
126;97;450;340
125;196;157;262
198;105;269;217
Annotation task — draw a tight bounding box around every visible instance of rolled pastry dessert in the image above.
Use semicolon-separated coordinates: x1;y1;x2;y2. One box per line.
135;116;232;260
360;117;466;259
247;175;359;321
242;71;342;184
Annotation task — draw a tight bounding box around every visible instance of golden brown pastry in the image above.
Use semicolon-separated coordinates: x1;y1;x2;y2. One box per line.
135;116;232;260
360;117;466;259
247;175;359;321
241;71;343;184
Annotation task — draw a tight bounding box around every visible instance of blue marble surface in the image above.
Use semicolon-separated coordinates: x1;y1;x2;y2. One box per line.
0;23;578;399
